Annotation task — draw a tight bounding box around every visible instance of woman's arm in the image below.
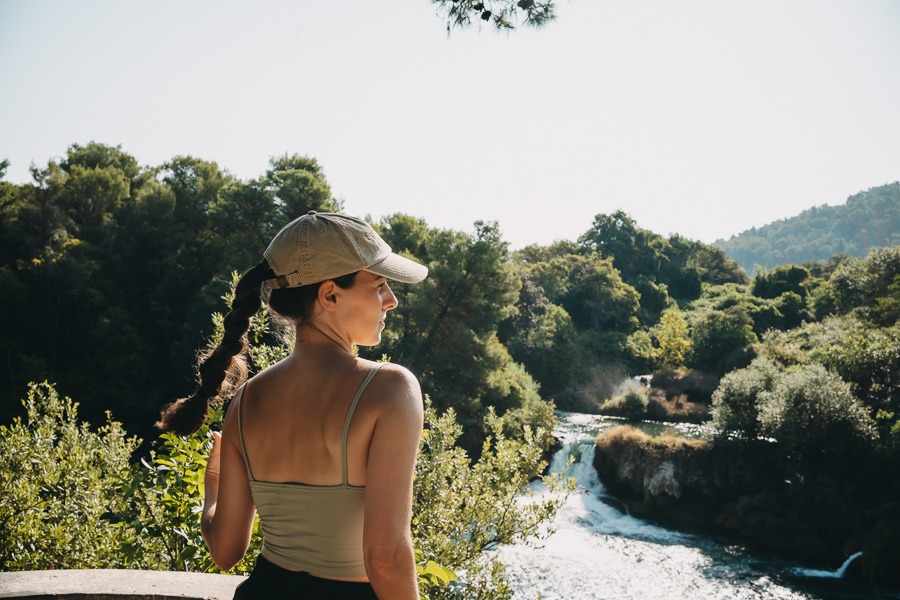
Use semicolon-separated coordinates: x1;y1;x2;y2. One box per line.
201;399;256;570
363;365;424;600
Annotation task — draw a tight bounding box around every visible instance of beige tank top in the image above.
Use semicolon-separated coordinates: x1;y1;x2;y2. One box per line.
236;364;383;577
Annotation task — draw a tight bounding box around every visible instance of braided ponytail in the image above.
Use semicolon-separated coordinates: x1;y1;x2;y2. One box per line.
157;260;274;435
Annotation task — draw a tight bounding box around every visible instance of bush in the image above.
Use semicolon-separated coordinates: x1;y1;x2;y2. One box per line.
758;364;877;461
0;382;138;570
710;358;780;441
688;310;758;375
601;384;649;420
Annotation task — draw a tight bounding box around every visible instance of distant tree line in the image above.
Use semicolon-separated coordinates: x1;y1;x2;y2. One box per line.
715;182;900;273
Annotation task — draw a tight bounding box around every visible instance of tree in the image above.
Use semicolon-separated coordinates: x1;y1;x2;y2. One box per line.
653;308;691;366
500;275;580;397
263;154;341;221
687;310;757;375
752;265;810;300
433;0;556;32
371;218;546;449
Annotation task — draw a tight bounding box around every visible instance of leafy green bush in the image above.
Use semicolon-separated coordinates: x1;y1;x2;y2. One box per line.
710;358;779;441
758;364;877;461
0;382;138;570
687;310;758;375
108;406;262;574
652;308;691;366
601;384;649;420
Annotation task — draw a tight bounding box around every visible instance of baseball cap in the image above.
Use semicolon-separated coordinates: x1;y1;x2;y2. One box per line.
263;211;428;288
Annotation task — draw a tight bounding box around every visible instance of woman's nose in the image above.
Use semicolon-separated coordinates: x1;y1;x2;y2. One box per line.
384;283;398;311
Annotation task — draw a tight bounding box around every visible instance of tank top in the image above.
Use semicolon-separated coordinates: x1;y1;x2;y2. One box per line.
236;364;384;578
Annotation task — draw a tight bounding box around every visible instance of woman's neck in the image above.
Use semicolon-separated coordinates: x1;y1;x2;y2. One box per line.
294;321;354;356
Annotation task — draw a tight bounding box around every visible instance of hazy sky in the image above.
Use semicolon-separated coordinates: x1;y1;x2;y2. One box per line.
2;0;899;249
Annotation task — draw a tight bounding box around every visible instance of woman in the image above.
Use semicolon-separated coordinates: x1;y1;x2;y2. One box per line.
157;211;428;599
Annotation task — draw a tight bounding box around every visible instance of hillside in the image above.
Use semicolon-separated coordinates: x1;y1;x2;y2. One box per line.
715;182;900;273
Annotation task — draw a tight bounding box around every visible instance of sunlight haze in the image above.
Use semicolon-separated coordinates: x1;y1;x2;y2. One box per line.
1;0;898;248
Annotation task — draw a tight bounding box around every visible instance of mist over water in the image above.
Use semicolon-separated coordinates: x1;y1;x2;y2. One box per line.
492;411;898;600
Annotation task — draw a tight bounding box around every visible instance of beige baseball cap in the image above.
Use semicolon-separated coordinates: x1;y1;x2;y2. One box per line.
263;211;428;288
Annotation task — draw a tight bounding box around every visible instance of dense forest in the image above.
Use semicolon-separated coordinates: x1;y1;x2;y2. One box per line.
0;142;750;448
715;182;900;273
1;145;897;447
2;143;899;589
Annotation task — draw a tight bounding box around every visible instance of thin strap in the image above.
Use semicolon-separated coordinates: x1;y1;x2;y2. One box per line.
235;383;255;481
341;364;385;485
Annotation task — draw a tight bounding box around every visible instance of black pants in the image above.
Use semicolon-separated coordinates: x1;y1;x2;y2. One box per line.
234;554;378;600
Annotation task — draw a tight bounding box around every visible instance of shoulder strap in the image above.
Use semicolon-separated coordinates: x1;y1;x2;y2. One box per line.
235;383;255;481
341;363;385;485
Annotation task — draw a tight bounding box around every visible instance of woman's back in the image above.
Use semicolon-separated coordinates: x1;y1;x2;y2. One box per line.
237;353;382;488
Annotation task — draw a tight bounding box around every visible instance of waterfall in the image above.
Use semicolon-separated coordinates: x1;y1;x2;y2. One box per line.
491;411;893;600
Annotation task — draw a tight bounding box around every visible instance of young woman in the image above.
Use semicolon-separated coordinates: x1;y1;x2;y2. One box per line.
157;211;428;599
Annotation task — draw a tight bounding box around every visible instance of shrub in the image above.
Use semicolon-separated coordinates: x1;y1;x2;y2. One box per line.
758;364;877;461
710;358;780;441
0;382;138;570
687;310;758;375
602;383;649;420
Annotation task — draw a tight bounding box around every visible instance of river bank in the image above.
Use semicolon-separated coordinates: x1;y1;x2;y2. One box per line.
592;424;900;589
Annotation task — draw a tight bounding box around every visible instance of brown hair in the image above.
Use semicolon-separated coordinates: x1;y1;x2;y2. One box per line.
156;260;358;435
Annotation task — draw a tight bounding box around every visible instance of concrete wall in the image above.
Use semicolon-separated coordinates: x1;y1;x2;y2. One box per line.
0;569;245;600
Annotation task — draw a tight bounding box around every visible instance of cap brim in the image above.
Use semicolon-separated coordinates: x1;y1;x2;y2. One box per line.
366;252;428;283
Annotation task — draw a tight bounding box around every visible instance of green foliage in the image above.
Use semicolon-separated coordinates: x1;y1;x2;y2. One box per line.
757;364;877;461
712;358;878;465
501;276;580;397
413;404;572;600
579;211;746;313
710;358;780;440
807;322;900;417
652;309;691;366
603;384;649;420
687;310;757;375
0;382;138;570
374;218;546;450
716;182;900;273
752;265;810;300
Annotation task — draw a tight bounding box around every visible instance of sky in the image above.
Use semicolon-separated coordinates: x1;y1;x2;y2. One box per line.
1;0;899;249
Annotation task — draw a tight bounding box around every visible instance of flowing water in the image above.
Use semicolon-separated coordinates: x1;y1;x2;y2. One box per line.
493;411;898;600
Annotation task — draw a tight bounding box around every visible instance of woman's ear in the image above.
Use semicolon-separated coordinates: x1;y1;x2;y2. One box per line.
317;280;339;312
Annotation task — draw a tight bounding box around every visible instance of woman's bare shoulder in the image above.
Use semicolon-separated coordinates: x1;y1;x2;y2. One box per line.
360;360;423;409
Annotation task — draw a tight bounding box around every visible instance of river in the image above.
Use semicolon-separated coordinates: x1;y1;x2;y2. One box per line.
493;411;899;600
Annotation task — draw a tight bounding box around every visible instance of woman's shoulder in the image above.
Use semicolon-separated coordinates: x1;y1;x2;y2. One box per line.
357;360;422;407
357;358;414;379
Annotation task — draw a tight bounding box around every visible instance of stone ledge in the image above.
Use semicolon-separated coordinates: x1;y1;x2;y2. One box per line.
0;569;246;600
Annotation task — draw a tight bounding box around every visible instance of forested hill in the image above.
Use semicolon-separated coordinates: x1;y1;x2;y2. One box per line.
714;182;900;273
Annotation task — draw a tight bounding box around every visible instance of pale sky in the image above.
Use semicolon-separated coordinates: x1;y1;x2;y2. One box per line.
1;0;899;249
